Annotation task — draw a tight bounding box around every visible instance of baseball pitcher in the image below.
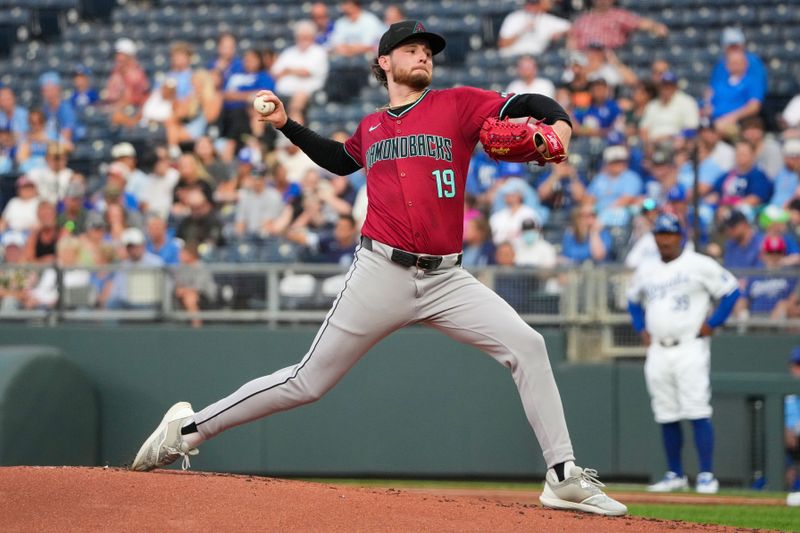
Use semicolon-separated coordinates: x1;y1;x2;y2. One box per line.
131;20;626;516
627;213;740;494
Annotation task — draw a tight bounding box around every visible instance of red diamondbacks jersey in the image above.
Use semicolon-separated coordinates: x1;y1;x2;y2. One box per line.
344;87;516;255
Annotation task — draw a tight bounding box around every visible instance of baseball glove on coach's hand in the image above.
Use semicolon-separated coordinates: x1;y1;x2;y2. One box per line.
479;117;568;166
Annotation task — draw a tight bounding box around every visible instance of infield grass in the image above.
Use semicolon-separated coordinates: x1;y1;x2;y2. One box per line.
303;478;800;531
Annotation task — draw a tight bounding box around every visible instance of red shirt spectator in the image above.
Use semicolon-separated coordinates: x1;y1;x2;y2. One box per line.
105;38;150;109
569;0;667;51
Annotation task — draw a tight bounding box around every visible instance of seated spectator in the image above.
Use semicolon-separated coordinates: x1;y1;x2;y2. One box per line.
642;145;683;203
706;140;773;210
207;32;244;91
23;235;91;310
573;78;621;141
0;231;36;311
105;38;150;119
0;85;29;140
141;77;179;127
101;228;164;310
16;109;51;172
176;189;224;249
560;204;613;265
0;126;16;174
57;180;89;236
146;215;182;265
174;243;217;328
620;79;657;139
214;145;258;216
773;139;800;208
194;136;233;187
288;213;359;266
274;132;318;184
740;115;783;180
234;170;285;239
583;43;637;90
707;41;766;133
93;162;141;216
639;72;699;147
568;0;667;51
165;41;196;103
497;0;570;58
383;4;404;26
165;69;223;155
535;156;587;212
220;49;275;154
173;153;215;214
0;176;40;233
490;180;542;244
462;214;496;268
311;2;334;46
466;148;526;211
694;117;735;197
328;0;383;57
109;142;148;204
781;91;800;130
39;72;79;148
587;145;643;227
735;236;798;319
491;174;549;224
78;212;114;266
23;201;59;264
721;209;762;269
272;20;330;122
69;65;99;109
27;142;74;204
514;218;557;268
558;52;591;113
506;56;556;99
758;205;800;267
140;147;180;219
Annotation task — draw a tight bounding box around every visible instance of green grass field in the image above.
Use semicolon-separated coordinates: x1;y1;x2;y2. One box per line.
304;479;800;532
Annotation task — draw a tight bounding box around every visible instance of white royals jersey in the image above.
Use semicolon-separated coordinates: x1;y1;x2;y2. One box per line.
627;249;738;340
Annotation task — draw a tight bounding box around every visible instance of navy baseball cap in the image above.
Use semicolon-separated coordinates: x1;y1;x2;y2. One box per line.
378;20;446;56
653;213;682;234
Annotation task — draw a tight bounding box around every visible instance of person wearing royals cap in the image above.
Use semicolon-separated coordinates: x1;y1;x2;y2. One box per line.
628;213;739;494
70;65;99;110
734;235;798;321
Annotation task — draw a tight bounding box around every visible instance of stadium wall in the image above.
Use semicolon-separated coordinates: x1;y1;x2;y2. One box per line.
0;325;795;488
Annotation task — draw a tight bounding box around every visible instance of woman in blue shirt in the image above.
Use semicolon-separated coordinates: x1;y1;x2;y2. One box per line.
560;204;614;265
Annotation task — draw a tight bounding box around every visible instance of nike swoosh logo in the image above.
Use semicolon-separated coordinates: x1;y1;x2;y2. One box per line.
369;124;380;132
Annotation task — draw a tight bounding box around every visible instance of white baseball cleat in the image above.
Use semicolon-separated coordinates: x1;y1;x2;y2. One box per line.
695;472;719;494
539;462;628;516
130;401;199;472
647;471;689;492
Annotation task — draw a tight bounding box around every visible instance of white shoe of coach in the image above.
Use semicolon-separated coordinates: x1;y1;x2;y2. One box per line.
695;472;719;494
647;471;689;492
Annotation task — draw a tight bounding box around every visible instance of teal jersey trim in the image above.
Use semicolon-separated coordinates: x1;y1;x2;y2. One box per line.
387;89;431;117
498;93;520;119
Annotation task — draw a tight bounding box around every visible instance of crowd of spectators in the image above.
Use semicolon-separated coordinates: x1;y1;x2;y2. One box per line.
0;0;799;321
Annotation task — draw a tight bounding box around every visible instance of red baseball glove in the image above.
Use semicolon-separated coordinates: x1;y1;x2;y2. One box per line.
479;117;568;166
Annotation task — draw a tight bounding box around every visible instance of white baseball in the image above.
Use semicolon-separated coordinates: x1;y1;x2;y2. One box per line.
253;96;276;116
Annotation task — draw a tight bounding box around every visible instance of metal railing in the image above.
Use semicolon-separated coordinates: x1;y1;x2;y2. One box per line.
2;262;798;359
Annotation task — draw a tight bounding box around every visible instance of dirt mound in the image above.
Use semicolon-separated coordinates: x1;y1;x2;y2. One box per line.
0;466;739;532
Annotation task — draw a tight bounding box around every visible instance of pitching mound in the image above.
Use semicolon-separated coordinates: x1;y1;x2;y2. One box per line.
0;466;739;532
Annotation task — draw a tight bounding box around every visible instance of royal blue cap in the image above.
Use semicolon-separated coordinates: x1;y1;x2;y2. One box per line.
73;64;92;76
653;213;682;234
667;185;686;203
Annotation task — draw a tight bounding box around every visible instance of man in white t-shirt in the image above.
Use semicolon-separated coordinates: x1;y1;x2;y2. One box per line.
328;0;384;57
514;217;557;268
498;0;570;58
0;176;40;233
639;72;699;146
490;180;540;244
506;56;556;99
139;149;180;219
272;20;330;120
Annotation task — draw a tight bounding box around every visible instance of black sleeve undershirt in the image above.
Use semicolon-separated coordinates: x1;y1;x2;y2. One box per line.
499;93;573;128
278;119;362;175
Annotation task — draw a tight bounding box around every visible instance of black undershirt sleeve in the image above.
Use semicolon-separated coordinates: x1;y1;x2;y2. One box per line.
499;93;573;128
277;119;362;175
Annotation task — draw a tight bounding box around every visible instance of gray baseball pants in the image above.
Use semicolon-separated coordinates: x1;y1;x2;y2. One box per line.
193;239;574;468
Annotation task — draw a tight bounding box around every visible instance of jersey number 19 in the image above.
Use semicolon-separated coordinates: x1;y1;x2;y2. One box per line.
432;169;456;199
